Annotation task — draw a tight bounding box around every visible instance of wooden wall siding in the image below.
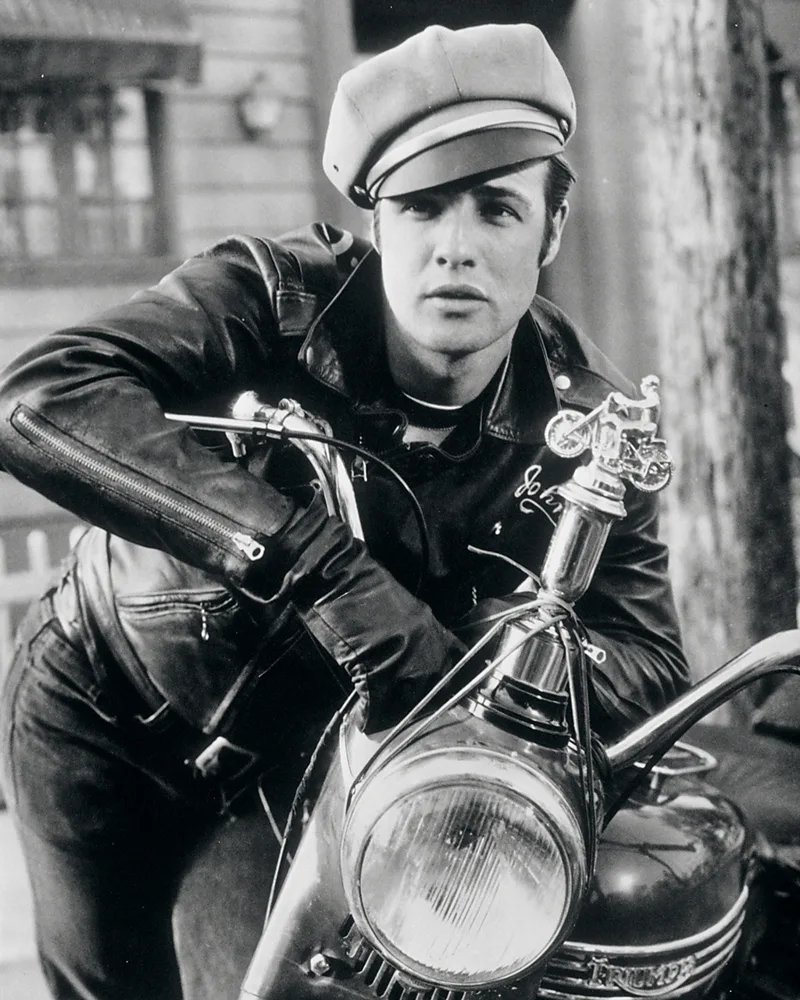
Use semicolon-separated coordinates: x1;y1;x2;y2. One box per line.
177;192;317;257
189;0;304;11
173;0;319;253
0;283;152;372
170;99;315;151
200;57;310;98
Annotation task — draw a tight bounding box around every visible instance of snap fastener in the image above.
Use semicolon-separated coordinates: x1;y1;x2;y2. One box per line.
554;374;571;391
308;953;331;976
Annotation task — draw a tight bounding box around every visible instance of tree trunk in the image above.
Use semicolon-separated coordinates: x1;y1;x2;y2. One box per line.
637;0;796;717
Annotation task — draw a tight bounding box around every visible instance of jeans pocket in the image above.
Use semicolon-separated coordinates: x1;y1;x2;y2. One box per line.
3;622;129;846
34;620;120;725
0;637;29;810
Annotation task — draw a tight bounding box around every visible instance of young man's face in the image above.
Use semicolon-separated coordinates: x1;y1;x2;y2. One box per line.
376;159;568;367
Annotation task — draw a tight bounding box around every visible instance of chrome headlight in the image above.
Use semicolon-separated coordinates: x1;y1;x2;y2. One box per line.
340;746;586;989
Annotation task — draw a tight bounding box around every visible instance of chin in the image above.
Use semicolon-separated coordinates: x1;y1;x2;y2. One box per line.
418;321;496;354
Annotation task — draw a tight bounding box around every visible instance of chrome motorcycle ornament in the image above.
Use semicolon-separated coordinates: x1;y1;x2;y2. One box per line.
532;376;673;615
545;374;674;494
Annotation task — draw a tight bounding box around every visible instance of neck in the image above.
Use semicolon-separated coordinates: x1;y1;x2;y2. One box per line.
384;329;512;407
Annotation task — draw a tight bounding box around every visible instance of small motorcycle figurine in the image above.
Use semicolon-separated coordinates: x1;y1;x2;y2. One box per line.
545;375;673;493
167;380;800;1000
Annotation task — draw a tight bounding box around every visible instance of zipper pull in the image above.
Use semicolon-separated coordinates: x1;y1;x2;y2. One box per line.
200;605;210;642
352;435;368;482
582;641;607;664
233;532;266;561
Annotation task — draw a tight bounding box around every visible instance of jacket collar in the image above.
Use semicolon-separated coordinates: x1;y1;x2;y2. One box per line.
299;246;560;445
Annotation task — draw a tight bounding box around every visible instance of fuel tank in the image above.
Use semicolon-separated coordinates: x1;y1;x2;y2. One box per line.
540;742;760;998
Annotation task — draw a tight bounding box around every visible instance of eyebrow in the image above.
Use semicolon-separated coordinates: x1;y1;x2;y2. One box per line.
472;183;534;208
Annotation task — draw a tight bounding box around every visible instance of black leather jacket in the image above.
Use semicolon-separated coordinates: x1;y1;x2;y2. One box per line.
0;224;688;744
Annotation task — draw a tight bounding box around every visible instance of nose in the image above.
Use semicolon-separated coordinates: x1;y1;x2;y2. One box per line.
433;202;476;268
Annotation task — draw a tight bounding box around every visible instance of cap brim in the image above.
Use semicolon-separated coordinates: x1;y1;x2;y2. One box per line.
370;127;563;201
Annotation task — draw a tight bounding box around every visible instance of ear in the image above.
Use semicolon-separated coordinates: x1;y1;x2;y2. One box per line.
540;201;569;268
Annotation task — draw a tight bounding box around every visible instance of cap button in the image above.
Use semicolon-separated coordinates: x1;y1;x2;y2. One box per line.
554;373;571;391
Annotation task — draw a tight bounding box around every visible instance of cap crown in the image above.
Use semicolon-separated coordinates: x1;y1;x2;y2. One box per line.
323;23;576;207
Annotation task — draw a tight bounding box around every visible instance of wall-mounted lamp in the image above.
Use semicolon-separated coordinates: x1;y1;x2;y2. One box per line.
235;71;284;140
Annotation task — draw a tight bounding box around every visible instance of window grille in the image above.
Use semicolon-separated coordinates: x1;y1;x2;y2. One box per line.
0;86;157;259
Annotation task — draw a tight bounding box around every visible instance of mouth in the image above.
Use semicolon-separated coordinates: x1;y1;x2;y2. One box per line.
425;285;488;303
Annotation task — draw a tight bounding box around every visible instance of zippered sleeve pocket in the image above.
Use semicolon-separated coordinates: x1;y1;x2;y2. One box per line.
11;404;267;566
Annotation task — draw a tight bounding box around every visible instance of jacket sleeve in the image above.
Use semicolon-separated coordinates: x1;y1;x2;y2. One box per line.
577;485;690;742
0;236;466;732
0;238;302;584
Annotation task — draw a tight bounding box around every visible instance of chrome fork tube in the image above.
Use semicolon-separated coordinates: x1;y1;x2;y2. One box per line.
606;630;800;772
498;465;627;695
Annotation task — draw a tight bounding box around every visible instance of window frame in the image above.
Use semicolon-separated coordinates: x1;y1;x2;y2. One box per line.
0;84;175;281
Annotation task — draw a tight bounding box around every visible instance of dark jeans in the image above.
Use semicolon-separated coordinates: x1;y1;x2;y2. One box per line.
0;594;272;1000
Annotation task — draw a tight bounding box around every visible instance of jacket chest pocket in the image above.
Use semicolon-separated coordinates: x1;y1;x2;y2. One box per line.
114;588;261;732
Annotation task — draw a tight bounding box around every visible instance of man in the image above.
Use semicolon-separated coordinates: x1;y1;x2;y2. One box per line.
0;22;688;1000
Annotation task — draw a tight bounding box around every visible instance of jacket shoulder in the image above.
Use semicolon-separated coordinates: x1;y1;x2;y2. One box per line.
195;224;372;338
274;223;372;293
529;295;641;410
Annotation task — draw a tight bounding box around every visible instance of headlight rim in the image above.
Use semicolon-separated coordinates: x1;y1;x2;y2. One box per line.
341;745;587;990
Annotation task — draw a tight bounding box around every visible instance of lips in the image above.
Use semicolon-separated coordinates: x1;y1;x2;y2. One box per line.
426;284;487;301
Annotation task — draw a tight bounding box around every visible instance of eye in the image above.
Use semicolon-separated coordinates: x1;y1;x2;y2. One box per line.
398;195;440;219
480;199;520;223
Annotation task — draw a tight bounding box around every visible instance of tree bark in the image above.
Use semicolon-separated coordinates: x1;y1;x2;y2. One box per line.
637;0;796;715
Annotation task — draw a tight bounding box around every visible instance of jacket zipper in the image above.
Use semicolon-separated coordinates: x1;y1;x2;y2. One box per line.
14;408;266;562
582;640;607;664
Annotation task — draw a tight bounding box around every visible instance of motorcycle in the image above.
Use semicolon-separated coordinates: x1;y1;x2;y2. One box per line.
167;378;800;1000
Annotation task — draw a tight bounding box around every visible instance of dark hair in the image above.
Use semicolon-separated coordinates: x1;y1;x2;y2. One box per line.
544;153;576;217
372;153;576;259
540;153;576;264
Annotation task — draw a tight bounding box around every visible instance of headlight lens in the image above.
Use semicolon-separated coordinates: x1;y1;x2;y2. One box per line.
341;748;583;989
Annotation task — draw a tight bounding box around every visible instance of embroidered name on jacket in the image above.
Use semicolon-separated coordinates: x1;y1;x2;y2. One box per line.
514;463;563;525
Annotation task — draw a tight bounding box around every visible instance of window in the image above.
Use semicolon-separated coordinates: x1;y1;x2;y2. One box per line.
0;86;161;260
351;0;567;53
